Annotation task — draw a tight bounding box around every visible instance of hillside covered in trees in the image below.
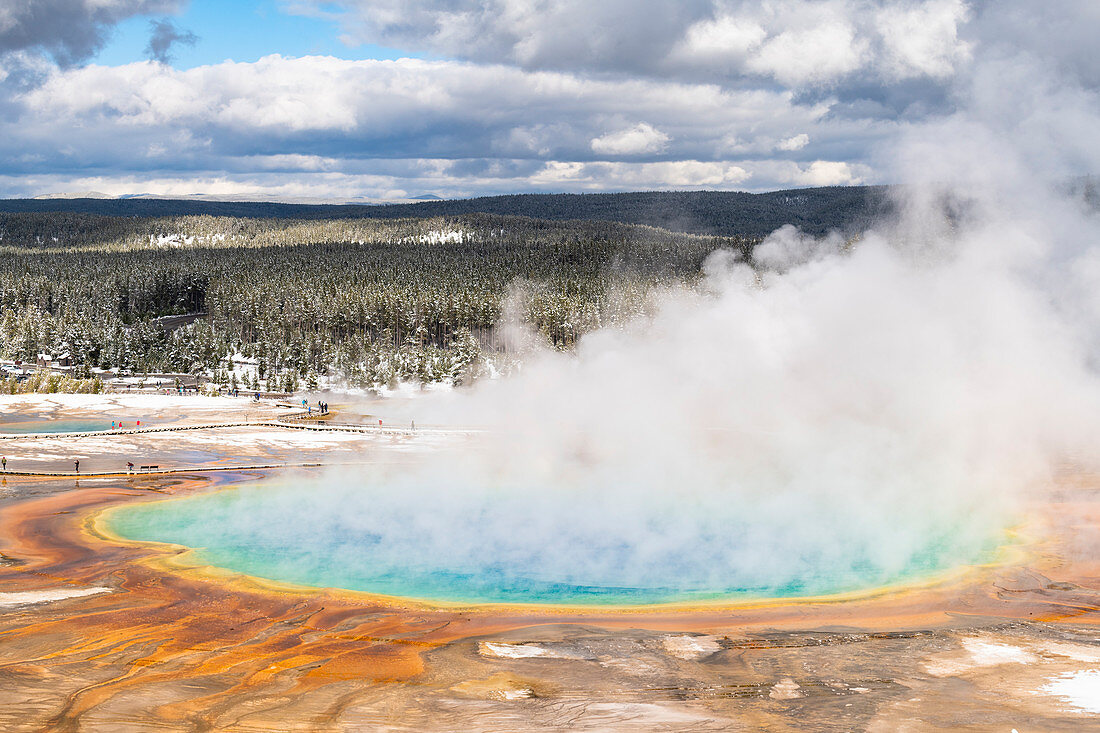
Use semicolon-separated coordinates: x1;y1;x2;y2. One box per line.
0;212;762;391
0;186;890;238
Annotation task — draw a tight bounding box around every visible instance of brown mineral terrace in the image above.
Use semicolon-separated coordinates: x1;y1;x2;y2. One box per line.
0;395;1098;730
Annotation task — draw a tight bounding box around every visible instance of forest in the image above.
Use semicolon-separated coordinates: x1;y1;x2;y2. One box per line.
0;211;759;391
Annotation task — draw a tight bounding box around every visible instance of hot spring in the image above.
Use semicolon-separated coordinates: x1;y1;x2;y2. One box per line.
1;418;111;434
0;415;149;434
102;477;1009;606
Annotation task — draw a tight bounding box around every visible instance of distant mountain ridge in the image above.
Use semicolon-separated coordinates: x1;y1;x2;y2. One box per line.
2;186;892;237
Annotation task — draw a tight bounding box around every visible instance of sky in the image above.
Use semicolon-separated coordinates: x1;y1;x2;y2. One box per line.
0;1;1096;200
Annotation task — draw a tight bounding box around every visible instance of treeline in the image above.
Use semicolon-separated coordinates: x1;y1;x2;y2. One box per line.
0;212;757;390
0;373;104;395
0;186;890;237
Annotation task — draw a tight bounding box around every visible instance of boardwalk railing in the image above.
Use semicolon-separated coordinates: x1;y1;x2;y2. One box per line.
0;416;484;441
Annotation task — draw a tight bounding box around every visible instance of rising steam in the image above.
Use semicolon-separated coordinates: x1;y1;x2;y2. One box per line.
305;193;1098;597
162;20;1100;600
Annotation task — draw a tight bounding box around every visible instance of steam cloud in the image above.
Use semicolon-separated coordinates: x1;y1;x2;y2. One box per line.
281;198;1100;596
309;204;1097;595
221;14;1100;599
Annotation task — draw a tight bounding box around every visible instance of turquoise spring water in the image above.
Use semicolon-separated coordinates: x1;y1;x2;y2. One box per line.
0;418;114;434
104;482;1005;606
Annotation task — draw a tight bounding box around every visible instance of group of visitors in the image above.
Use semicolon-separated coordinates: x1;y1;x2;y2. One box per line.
1;457;83;474
110;420;141;430
303;399;330;416
1;455;150;476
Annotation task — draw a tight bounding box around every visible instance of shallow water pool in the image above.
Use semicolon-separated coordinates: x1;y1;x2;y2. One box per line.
0;418;116;434
104;481;1007;606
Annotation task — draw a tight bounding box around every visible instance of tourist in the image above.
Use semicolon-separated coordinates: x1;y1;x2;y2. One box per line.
127;461;134;473
74;460;80;473
1;456;6;472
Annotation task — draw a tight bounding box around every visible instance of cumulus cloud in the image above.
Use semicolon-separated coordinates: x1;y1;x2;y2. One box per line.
776;134;809;151
791;160;865;187
874;0;971;79
0;158;753;200
590;122;670;156
0;0;182;66
1;1;1097;199
669;13;767;70
744;15;867;87
531;159;749;188
297;0;974;90
2;54;845;196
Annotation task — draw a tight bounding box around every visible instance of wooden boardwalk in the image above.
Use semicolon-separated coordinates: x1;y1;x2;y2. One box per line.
0;417;483;441
0;412;481;476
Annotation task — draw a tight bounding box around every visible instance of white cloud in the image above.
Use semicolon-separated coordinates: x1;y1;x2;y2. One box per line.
670;14;766;68
776;133;809;151
747;19;867;87
9;55;840;189
0;159;752;200
787;160;866;187
590;123;670;156
875;0;972;79
5;1;1095;200
532;160;750;189
242;154;341;172
298;0;975;90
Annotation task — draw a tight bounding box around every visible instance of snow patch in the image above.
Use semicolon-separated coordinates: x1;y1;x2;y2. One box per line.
1035;641;1100;664
1042;670;1100;714
401;229;469;245
0;586;111;607
147;232;227;248
923;638;1038;677
0;393;278;414
963;639;1038;666
479;642;553;659
478;641;584;660
662;634;722;660
500;688;534;700
769;678;804;700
